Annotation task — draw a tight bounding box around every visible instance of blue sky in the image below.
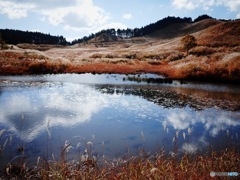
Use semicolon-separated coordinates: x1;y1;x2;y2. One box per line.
0;0;239;41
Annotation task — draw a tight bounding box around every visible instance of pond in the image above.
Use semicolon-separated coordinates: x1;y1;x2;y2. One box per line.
0;74;239;168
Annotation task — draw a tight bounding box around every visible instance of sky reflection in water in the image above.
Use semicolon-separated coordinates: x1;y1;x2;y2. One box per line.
0;74;239;164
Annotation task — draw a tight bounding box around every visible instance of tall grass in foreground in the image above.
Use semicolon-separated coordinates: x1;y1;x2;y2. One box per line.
1;142;239;179
0;118;239;179
1;149;239;179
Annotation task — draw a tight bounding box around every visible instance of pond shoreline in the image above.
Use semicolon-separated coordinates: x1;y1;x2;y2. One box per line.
1;71;240;85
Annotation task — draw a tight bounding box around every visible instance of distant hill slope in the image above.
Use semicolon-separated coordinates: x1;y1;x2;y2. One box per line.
197;20;240;46
89;34;123;43
77;18;220;45
1;15;238;48
148;19;222;39
71;16;194;45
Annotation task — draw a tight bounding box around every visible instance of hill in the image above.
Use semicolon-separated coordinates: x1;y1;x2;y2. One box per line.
0;29;68;45
0;17;239;83
0;15;213;46
197;20;240;47
71;16;194;45
157;19;240;82
89;34;123;43
149;19;221;39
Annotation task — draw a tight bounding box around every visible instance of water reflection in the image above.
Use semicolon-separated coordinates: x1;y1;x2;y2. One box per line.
0;84;108;142
96;85;240;111
0;73;163;86
0;74;239;166
95;84;240;154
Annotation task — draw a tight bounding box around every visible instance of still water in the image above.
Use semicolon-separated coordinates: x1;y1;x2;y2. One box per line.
0;74;239;167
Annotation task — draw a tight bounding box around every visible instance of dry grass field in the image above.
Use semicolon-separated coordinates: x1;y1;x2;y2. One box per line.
1;19;240;82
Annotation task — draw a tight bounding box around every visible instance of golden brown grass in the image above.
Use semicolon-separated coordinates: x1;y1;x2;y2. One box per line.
1;45;239;82
17;44;65;51
0;20;239;82
189;46;216;56
0;50;72;75
2;148;239;179
1;126;239;179
27;61;69;74
197;20;240;47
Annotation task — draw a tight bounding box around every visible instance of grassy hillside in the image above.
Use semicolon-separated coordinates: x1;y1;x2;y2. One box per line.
149;19;221;39
0;19;239;83
163;20;240;82
198;20;240;47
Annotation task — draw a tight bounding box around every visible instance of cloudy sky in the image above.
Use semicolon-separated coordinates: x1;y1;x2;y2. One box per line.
0;0;239;41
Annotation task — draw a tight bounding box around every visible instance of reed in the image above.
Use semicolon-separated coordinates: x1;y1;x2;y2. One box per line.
1;139;239;179
0;127;239;179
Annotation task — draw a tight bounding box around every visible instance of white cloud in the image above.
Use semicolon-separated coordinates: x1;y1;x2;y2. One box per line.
38;0;127;36
171;0;240;18
0;0;34;19
64;22;127;37
7;0;77;9
0;0;127;37
40;0;109;27
172;0;197;10
94;22;127;32
122;13;132;20
223;0;240;12
41;8;66;26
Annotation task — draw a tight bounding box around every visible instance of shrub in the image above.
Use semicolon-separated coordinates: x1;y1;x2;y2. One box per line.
90;53;103;58
123;52;138;59
105;54;116;58
148;61;162;65
167;52;185;61
0;32;9;50
142;53;170;60
181;35;197;53
189;46;215;56
0;40;9;50
28;61;67;74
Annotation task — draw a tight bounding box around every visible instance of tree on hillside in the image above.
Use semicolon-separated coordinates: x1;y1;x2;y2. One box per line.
0;29;68;45
0;31;8;50
181;35;197;53
194;14;213;22
70;16;193;45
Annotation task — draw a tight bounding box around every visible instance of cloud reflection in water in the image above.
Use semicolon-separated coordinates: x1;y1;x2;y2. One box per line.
0;84;110;141
164;108;240;153
0;81;239;157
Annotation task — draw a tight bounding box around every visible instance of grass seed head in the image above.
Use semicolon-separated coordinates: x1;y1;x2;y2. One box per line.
183;132;186;140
